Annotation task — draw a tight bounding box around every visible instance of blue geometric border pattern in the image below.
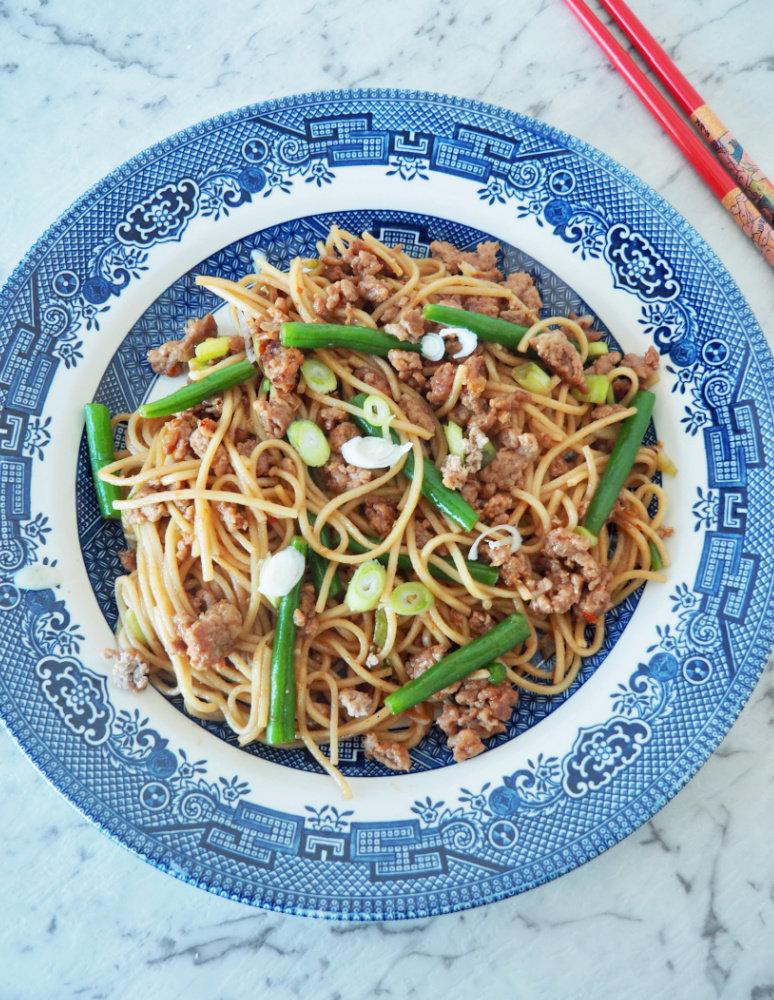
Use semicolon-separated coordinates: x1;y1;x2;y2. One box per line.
1;90;773;920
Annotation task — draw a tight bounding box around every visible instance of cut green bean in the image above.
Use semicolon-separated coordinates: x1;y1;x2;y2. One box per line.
349;394;478;532
309;521;343;598
422;304;529;350
384;613;530;714
648;540;663;572
583;390;656;537
266;537;307;745
281;322;421;356
139;359;256;418
486;661;507;684
84;403;122;519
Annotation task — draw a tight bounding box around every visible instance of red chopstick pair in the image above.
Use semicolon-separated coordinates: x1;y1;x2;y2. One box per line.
563;0;774;268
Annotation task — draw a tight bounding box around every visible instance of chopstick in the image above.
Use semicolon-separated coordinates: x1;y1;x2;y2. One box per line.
597;0;774;223
562;0;774;268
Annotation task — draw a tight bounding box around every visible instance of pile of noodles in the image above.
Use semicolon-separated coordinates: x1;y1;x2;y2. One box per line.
101;225;669;796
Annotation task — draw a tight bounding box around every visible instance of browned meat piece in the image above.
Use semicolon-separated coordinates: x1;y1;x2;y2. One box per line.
586;351;622;376
464;295;500;317
318;406;349;431
357;274;392;305
253;391;301;439
469;610;495;637
498;550;537;589
460;479;482;510
124;481;166;525
388;349;425;390
313;277;361;319
192;395;224;420
459;355;488;410
117;549;137;572
343;240;385;276
261;338;304;393
384;307;425;343
531;527;613;619
328;421;360;453
189;418;231;477
235;437;258;457
499;271;543;326
447;728;486;761
548;450;578;480
339;688;372;718
533;329;588;391
363;496;397;538
161;412;198;461
430;240;502;281
173;600;243;671
413;517;434;549
479;432;539;499
568;312;603;342
147;314;218;377
441;454;467;490
657;525;675;539
215;501;249;532
103;647;150;692
362;732;411;771
437;677;519;762
292;582;319;638
406;643;448;678
621;346;660;382
176;535;192;564
321;454;372;494
254;449;289;476
353;366;391;395
425;362;455;407
400;394;435;434
481;493;513;523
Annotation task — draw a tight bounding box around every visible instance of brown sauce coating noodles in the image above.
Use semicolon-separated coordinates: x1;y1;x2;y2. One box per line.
101;226;670;797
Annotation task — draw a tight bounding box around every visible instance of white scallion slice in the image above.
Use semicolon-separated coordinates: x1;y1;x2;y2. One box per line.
287;420;331;467
340;435;411;469
301;357;337;394
469;524;522;561
440;325;478;358
345;560;387;612
420;332;445;361
363;394;391;427
258;547;306;599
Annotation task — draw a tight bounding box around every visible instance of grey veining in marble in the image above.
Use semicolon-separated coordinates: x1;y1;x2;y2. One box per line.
1;1;774;998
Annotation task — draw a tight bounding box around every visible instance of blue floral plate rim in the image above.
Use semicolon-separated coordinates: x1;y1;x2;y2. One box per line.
1;87;772;920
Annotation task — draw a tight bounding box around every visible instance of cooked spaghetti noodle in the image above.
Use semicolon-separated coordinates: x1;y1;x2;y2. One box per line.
100;226;671;797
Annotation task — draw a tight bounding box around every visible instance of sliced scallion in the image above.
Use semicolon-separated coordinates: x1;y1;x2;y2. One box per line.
513;361;551;395
345;560;386;612
373;606;389;647
572;374;610;404
481;439;496;468
656;449;678;475
389;581;435;616
193;336;231;366
287;420;331;467
586;341;609;358
125;609;147;645
363;394;391;427
444;420;465;458
301;357;337;394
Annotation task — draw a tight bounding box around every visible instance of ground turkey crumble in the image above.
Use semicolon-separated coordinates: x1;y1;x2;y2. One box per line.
147;314;218;377
103;647;150;692
173;600;243;671
362;732;411;772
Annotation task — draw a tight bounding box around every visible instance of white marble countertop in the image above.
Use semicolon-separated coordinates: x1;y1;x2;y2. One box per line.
1;1;773;997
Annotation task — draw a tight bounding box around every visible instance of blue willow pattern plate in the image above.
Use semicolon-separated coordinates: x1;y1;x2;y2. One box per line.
1;90;772;919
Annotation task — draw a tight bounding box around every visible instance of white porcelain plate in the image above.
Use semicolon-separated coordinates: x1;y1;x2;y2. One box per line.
1;89;772;919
